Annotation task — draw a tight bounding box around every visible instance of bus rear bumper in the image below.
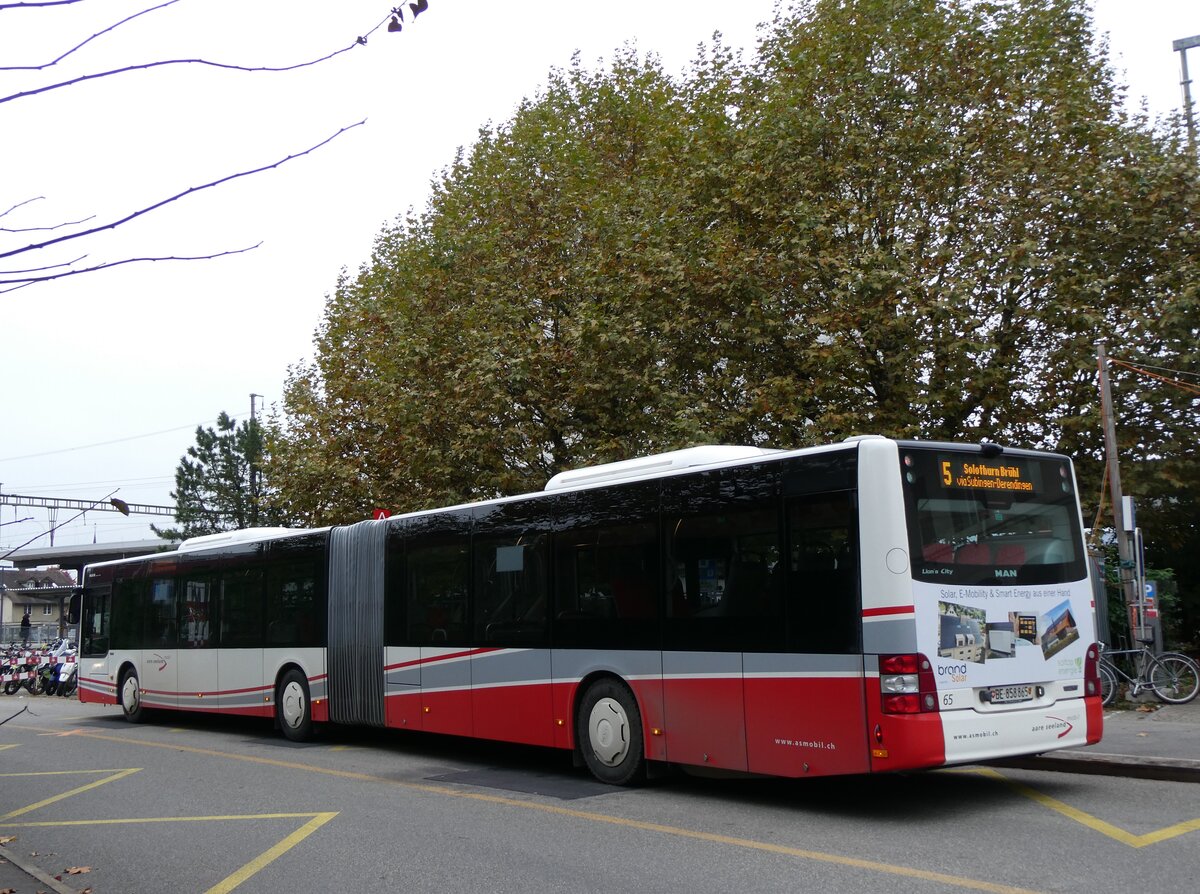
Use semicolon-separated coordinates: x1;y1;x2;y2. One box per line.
940;696;1098;766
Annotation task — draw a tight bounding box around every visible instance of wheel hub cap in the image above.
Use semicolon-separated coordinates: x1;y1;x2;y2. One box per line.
588;697;629;766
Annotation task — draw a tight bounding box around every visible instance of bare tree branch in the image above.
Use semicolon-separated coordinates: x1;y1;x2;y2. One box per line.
1;253;87;273
0;12;392;106
0;243;262;292
1;213;96;233
0;1;88;9
1;1;181;72
2;3;434;291
0;197;45;219
1;119;366;262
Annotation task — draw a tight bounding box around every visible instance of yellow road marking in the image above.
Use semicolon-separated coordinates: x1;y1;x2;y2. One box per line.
1;768;141;820
1;811;339;894
56;731;1037;894
0;769;135;777
972;768;1200;848
204;812;337;894
0;744;18;752
4;811;333;828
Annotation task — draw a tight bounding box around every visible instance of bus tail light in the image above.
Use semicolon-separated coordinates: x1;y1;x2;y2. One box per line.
880;653;938;714
1083;642;1101;697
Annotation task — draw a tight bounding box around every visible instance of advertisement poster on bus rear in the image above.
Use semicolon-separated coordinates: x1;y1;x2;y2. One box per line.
913;579;1095;689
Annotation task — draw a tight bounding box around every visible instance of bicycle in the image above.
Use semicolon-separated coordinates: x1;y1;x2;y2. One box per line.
1098;643;1200;707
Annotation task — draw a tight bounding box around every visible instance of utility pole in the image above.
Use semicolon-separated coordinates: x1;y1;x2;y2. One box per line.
249;393;263;527
1175;35;1200;157
1096;343;1142;642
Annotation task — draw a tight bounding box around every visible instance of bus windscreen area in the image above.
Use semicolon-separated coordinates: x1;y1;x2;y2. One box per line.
901;449;1086;585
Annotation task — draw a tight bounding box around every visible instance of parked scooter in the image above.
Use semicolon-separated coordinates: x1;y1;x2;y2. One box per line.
37;657;59;695
41;638;77;697
55;653;78;697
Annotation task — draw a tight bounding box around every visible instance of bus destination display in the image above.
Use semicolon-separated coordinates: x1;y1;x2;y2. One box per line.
939;457;1034;494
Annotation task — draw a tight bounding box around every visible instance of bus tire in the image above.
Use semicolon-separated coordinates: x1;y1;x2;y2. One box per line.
120;667;145;723
576;678;645;786
277;669;314;742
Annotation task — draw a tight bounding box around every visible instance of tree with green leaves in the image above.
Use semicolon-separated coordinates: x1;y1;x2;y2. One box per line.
156;411;282;540
269;0;1198;591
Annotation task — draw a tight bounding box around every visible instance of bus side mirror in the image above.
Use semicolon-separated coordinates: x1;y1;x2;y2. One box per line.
67;590;81;626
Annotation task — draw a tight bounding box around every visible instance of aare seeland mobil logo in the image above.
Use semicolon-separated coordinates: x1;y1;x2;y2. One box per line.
1031;715;1074;739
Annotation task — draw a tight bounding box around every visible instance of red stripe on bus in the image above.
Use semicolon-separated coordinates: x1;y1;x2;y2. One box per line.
384;647;503;672
861;605;915;617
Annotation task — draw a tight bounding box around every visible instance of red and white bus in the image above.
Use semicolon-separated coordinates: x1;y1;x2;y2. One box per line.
77;437;1102;784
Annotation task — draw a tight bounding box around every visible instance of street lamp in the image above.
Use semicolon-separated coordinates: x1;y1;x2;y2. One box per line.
0;493;130;563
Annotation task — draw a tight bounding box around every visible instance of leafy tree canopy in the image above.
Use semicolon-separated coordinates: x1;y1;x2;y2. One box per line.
156;411;282;540
268;0;1198;603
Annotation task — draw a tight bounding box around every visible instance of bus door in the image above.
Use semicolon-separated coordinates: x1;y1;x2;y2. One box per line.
407;512;474;737
217;568;268;716
177;575;218;711
470;501;554;748
662;467;785;773
744;491;870;777
131;576;178;709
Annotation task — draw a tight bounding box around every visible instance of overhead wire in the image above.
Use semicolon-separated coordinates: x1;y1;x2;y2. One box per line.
0;418;222;463
1108;358;1200;397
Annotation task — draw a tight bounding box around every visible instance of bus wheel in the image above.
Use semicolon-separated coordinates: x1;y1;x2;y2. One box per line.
577;678;645;786
277;669;314;742
120;668;145;723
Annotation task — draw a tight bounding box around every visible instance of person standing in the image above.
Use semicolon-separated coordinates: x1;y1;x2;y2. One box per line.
20;609;31;645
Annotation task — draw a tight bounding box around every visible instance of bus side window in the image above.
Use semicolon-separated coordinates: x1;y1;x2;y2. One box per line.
266;558;320;647
662;465;784;652
110;577;148;650
551;483;660;649
786;492;859;654
473;537;549;645
180;577;216;649
221;568;264;647
81;584;112;657
149;578;178;648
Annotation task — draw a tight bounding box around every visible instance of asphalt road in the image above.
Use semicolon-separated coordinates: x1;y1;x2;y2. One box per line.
1;695;1198;894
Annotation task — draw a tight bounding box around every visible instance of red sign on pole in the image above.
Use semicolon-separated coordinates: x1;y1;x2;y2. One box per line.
372;509;392;520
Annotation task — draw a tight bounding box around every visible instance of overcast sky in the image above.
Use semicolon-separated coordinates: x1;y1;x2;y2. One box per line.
1;0;1196;554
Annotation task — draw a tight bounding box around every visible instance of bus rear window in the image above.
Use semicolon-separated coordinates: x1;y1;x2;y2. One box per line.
900;448;1086;585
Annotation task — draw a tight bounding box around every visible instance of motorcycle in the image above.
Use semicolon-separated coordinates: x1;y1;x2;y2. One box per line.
3;652;42;695
22;651;49;695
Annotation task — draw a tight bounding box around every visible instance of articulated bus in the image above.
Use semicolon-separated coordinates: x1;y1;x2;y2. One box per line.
77;437;1102;784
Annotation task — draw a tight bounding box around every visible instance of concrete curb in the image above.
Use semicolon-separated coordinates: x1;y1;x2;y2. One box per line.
990;751;1200;783
0;843;82;894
